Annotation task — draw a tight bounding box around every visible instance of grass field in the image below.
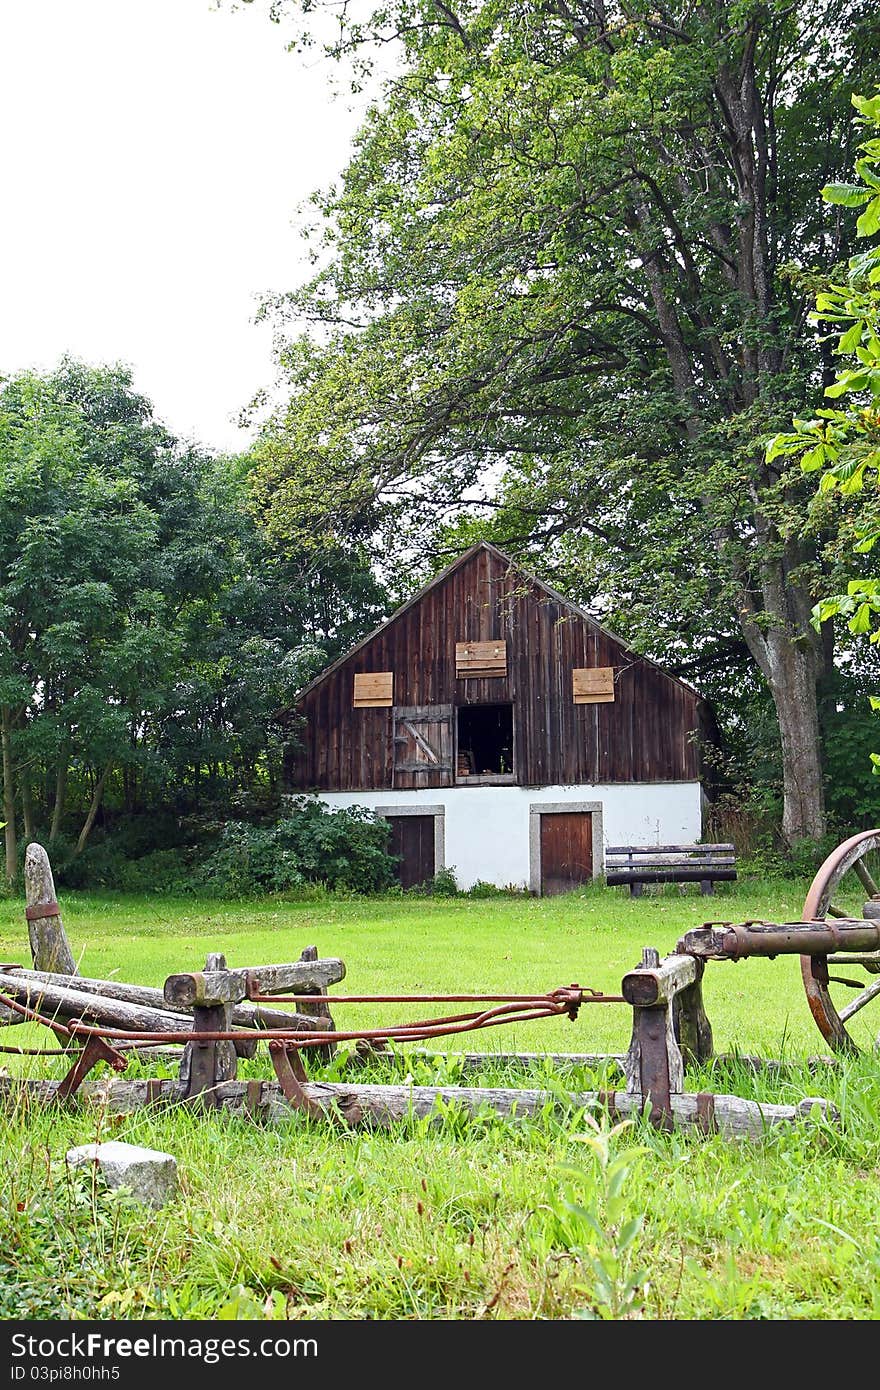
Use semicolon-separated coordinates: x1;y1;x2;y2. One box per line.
0;876;878;1320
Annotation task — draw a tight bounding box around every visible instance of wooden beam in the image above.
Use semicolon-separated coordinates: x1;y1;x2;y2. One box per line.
621;954;700;1007
164;958;346;1008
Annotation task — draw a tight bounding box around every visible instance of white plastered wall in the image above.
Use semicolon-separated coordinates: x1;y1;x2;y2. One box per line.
305;783;703;891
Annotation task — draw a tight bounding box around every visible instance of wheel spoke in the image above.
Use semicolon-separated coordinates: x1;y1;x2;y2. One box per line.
827;903;849;919
838;976;880;1023
828;952;880;973
853;858;880;898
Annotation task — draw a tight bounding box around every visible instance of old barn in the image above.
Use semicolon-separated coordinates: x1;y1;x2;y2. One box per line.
282;542;704;893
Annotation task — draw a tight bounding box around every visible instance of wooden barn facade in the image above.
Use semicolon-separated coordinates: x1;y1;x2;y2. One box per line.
282;542;704;893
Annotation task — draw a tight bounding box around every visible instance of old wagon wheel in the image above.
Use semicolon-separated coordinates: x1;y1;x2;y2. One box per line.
801;829;880;1053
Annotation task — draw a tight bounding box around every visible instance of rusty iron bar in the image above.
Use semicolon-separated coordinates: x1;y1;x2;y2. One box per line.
0;988;75;1037
246;988;624;1006
6;986;612;1050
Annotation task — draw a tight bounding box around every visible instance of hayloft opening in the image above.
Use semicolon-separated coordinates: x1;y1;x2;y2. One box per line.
456;703;514;781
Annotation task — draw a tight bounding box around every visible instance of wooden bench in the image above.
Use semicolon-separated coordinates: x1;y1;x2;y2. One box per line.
605;844;737;897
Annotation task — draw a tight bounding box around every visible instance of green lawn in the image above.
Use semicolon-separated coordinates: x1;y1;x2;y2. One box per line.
0;877;878;1321
0;873;871;1055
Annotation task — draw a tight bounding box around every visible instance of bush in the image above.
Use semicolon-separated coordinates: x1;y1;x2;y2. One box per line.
464;878;527;898
196;798;397;896
430;866;460;897
40;798;396;898
52;841;195;893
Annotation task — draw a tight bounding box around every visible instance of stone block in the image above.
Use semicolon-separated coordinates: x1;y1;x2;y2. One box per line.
66;1140;178;1208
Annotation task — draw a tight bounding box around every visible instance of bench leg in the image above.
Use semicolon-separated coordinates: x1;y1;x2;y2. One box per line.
630;881;644;898
700;879;713;895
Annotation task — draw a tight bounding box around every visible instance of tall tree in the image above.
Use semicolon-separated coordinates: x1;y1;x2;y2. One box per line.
0;361;388;882
769;91;880;776
248;0;878;844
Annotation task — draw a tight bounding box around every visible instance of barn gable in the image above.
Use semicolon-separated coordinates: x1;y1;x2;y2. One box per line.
283;542;701;793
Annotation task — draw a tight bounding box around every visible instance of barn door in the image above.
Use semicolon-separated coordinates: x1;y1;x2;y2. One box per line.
387;815;436;889
539;812;593;895
392;705;454;788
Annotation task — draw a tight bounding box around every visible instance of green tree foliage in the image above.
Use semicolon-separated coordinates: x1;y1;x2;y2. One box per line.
247;0;877;845
0;360;386;883
767;92;880;778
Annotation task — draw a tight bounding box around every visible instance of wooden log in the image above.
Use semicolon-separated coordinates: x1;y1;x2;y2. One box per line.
164;970;248;1009
24;844;77;976
0;971;196;1035
342;1051;627;1071
621;952;700;1007
164;958;346;1009
0;1076;838;1139
6;968;324;1034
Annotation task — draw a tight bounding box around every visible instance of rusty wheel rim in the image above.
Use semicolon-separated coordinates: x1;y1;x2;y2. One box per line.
801;829;880;1053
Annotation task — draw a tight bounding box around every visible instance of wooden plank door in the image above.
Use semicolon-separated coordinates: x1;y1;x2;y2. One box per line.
539;812;593;895
387;815;436;889
393;705;454;788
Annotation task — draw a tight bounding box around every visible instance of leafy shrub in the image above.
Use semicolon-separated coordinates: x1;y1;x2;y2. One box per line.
196;798;396;895
739;831;844;882
430;866;460;896
465;878;527;898
52;841;194;893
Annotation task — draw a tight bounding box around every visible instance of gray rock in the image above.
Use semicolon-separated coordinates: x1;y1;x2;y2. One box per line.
66;1140;178;1208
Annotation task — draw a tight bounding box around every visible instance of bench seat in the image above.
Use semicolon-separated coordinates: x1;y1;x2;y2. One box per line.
605;844;737;896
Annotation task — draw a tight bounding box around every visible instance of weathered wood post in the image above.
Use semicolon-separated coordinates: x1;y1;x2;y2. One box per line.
621;947;703;1130
171;953;241;1104
296;943;336;1063
672;958;713;1068
24;843;77;975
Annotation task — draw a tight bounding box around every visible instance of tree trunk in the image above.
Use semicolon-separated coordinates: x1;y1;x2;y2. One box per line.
0;706;16;885
50;742;69;842
21;775;35;842
74;761;112;857
765;638;826;845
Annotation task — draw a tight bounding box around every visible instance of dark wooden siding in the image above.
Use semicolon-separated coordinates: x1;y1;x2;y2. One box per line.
285;545;700;791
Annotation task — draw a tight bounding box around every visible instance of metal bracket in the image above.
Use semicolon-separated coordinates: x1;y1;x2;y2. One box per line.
57;1028;128;1100
25;902;61;921
269;1041;325;1119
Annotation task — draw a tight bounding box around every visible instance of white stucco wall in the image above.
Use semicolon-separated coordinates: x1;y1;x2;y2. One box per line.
304;782;703;891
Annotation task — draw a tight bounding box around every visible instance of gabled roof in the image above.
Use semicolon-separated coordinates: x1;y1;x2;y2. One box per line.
291;540;699;705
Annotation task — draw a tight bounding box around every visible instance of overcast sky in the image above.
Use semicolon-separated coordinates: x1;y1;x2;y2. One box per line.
0;0;371;452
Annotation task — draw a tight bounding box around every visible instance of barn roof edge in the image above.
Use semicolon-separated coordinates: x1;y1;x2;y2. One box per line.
283;540;700;709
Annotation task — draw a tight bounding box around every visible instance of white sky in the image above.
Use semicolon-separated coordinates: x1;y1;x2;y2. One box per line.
0;0;372;452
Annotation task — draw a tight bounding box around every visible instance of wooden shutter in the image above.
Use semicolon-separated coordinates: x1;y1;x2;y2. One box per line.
455;639;507;679
572;667;614;704
393;705;454;787
353;672;393;708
